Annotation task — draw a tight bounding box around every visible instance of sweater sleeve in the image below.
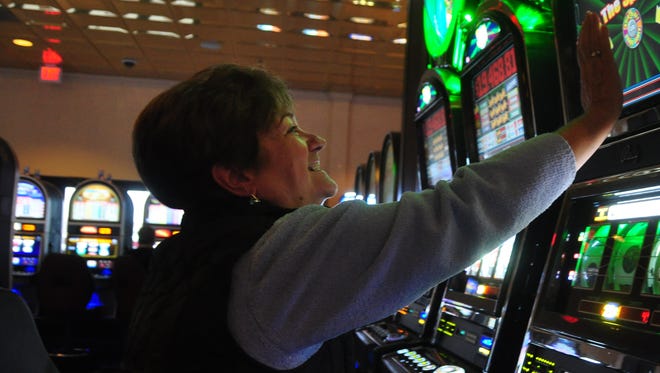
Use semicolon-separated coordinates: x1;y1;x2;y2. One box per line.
228;132;576;369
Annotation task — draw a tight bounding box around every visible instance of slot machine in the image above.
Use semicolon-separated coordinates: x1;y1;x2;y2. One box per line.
65;178;133;315
11;175;62;308
354;132;422;368
516;1;660;371
382;1;566;372
379;132;402;204
354;164;367;201
0;137;18;289
65;179;133;279
142;194;183;247
365;151;382;206
379;67;467;372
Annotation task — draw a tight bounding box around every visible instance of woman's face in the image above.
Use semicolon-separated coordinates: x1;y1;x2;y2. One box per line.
251;113;337;208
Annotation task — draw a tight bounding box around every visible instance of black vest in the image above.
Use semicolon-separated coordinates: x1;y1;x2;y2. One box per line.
123;197;356;372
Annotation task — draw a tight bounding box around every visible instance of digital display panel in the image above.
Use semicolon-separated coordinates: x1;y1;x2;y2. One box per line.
543;171;660;330
15;180;45;219
422;105;453;185
472;46;525;160
380;135;399;204
11;234;41;274
463;236;516;299
144;196;184;226
70;183;120;222
574;0;660;110
66;236;119;259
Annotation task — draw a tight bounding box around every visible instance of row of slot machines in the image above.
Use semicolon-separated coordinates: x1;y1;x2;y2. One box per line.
3;169;184;307
355;0;660;372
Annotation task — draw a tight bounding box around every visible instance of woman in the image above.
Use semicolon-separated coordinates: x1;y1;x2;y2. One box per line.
124;12;621;372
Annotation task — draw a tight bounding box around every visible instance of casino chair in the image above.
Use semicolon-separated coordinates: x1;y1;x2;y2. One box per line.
34;253;96;372
0;287;59;372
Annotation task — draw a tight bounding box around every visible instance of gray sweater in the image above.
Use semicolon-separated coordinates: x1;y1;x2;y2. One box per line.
229;132;576;369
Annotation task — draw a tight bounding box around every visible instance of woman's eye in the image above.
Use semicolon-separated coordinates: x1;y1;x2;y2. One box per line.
287;126;301;135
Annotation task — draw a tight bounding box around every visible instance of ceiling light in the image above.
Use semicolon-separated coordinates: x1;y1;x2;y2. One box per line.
259;8;280;16
88;25;129;33
304;13;329;21
89;9;117;17
21;3;59;12
257;24;281;32
12;38;33;47
349;16;374;24
123;13;139;19
178;18;196;24
302;29;329;37
171;0;196;7
143;30;180;38
349;33;373;41
392;37;406;44
397;22;406;28
148;15;172;22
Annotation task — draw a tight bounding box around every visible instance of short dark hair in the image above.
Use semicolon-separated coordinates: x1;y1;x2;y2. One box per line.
132;64;293;209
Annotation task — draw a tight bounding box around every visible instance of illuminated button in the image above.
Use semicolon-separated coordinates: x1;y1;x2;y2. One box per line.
423;365;437;371
417;360;431;366
22;224;36;231
98;227;112;235
396;349;409;354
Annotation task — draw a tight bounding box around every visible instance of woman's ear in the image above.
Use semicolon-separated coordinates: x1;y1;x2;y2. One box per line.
211;164;255;197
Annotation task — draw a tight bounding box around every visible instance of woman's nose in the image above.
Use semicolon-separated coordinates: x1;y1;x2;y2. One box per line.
307;132;326;152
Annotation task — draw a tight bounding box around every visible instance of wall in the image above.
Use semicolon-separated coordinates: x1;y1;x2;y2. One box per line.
0;68;402;205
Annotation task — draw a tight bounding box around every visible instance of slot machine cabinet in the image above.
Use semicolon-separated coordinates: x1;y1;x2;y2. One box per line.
516;1;660;371
380;67;467;373
142;194;183;247
379;132;402;204
12;176;62;276
11;175;62;310
354;164;367;202
384;2;566;372
518;167;660;372
65;179;133;279
0;137;18;289
365;151;382;205
553;0;660;183
65;179;133;316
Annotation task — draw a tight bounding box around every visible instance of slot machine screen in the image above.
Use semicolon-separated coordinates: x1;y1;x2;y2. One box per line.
66;236;119;259
472;45;525;161
144;196;183;226
15;181;45;219
12;234;41;273
533;167;660;360
380;133;401;204
421;105;453;186
578;0;660;110
365;152;381;205
70;183;120;222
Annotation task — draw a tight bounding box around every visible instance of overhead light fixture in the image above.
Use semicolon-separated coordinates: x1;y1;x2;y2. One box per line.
88;25;129;33
349;16;375;24
349;33;373;41
12;38;34;47
89;9;117;17
392;37;406;44
259;8;280;16
148;15;173;22
303;13;329;21
171;0;196;7
302;29;329;37
257;24;281;32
